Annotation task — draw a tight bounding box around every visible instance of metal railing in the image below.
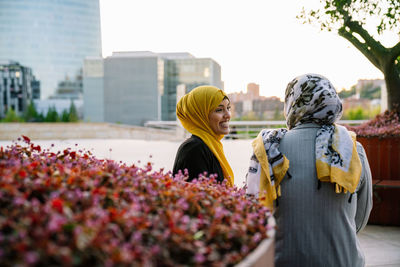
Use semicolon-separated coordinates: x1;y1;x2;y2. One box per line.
144;120;367;139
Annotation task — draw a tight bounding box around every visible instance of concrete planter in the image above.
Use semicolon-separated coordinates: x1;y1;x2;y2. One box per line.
358;136;400;226
236;218;275;267
235;238;274;267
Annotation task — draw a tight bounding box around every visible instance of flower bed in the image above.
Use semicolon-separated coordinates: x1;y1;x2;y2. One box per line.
0;136;273;266
346;110;400;138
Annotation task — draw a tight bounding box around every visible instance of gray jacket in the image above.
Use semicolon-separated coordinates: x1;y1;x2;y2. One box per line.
275;123;373;267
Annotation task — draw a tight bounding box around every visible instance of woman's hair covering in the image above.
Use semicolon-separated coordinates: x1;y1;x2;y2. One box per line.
284;73;343;129
176;85;234;186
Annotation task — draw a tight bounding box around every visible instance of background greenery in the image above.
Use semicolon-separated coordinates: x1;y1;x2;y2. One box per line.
1;101;79;123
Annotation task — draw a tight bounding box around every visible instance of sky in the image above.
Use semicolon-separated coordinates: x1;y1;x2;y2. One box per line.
99;0;398;100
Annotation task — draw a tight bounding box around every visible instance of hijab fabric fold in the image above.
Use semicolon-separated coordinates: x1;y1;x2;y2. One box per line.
176;86;234;186
246;74;362;208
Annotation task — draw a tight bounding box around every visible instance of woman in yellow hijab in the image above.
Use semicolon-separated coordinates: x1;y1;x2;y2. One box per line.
173;85;234;186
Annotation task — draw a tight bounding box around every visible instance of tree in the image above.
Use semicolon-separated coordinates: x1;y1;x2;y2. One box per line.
45;106;60;122
23;101;38;122
61;109;70;122
360;83;381;100
68;101;79;122
338;86;356;99
298;0;400;111
2;108;24;122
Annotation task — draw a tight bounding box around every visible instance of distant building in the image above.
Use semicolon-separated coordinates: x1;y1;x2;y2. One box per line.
252;96;284;119
228;83;283;119
246;83;260;99
355;79;385;92
50;70;83;100
160;52;223;120
342;98;371;111
0;0;102;99
83;58;104;122
83;51;223;125
353;78;387;111
228;83;260;103
104;52;162;125
0;61;40;118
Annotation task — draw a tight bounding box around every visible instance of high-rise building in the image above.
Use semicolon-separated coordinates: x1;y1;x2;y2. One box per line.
83;51;223;125
0;61;40;117
0;0;102;99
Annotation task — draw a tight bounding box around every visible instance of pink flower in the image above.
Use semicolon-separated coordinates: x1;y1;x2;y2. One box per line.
194;253;206;263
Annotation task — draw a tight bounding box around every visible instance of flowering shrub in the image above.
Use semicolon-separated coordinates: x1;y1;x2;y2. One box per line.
346;110;400;137
0;136;272;266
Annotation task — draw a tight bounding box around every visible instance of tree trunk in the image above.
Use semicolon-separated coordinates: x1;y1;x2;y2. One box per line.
383;63;400;112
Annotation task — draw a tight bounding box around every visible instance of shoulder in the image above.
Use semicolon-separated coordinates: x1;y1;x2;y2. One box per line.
356;141;366;155
355;141;371;189
356;141;368;166
179;135;208;150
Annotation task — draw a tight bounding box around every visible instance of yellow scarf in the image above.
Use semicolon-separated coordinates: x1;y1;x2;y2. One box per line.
176;86;234;186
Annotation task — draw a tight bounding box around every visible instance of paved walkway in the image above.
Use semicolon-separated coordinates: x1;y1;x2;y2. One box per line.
359;225;400;267
1;138;399;266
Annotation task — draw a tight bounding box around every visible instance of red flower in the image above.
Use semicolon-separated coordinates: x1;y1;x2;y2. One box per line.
18;170;27;178
29;162;39;169
22;135;31;143
30;144;41;152
51;198;64;213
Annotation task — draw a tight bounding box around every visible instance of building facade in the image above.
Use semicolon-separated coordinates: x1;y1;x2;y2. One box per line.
0;0;102;99
0;61;40;118
83;57;104;122
103;52;163;125
160;53;223;120
83;51;223;125
50;70;83;100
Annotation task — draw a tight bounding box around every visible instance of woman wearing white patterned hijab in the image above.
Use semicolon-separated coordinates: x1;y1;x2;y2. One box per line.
246;73;372;267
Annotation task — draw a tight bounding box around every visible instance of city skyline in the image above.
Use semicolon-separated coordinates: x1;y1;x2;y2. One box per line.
99;0;398;100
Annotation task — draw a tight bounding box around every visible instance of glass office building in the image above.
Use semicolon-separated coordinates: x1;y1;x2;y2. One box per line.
0;0;102;99
160;53;223;121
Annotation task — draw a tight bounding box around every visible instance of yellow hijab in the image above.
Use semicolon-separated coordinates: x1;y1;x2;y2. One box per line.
176;85;234;186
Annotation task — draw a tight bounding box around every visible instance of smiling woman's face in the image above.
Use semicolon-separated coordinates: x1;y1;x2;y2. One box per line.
208;98;231;135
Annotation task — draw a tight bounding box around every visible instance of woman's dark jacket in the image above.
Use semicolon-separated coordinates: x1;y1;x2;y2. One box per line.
173;135;224;182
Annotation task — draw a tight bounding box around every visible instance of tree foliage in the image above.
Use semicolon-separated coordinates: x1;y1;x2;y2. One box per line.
298;0;400;111
68;101;79;122
1;108;23;122
338;86;357;99
23;101;39;122
44;106;60;122
1;102;80;123
338;83;381;99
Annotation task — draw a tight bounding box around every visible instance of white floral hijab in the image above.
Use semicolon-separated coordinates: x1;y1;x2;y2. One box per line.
246;74;362;209
284;74;343;129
